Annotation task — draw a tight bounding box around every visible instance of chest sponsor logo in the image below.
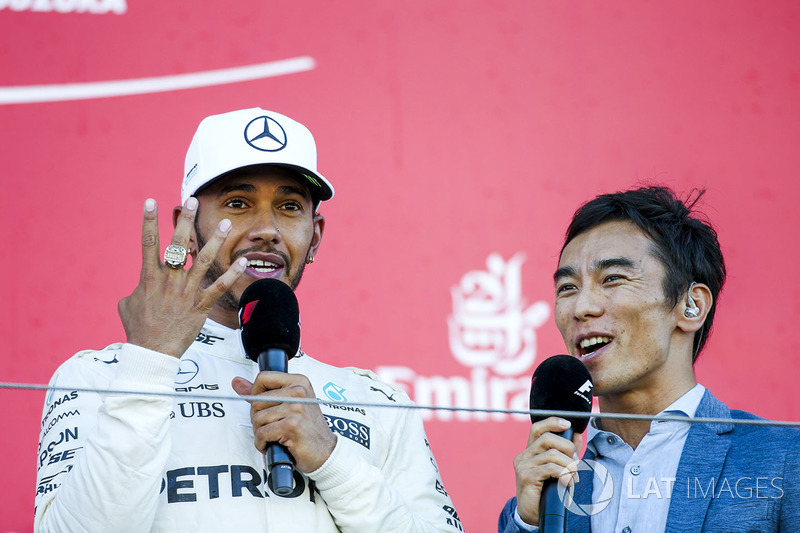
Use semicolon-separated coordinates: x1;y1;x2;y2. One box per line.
39;447;82;472
171;402;226;419
174;359;219;392
322;402;366;416
41;409;80;439
38;427;80;467
175;383;219;392
195;332;224;345
37;465;73;495
444;505;464;531
322;382;347;402
370;386;396;402
160;464;316;502
175;360;199;384
93;352;119;365
41;391;79;428
323;415;370;449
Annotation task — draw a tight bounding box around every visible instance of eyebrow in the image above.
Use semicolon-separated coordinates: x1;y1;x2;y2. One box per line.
276;184;312;201
215;183;312;201
553;265;577;282
553;257;639;282
215;182;257;198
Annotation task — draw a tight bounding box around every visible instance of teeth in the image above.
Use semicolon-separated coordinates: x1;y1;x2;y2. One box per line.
247;259;279;271
579;336;612;349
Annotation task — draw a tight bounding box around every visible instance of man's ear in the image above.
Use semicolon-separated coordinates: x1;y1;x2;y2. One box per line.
173;205;199;256
676;282;713;333
309;213;325;259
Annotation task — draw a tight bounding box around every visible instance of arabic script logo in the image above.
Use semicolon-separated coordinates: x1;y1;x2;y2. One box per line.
447;253;550;376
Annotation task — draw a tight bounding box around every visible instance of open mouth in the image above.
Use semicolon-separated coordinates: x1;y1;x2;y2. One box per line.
578;336;612;357
246;259;281;273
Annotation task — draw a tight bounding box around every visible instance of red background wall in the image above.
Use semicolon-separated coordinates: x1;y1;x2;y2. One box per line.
1;2;799;531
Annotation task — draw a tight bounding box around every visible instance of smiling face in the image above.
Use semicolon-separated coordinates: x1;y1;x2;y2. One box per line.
191;166;324;328
554;220;696;403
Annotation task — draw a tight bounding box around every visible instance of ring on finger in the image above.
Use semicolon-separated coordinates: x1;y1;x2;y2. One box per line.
163;244;188;269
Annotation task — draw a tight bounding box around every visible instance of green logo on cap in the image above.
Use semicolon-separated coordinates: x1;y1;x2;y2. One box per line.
303;173;321;187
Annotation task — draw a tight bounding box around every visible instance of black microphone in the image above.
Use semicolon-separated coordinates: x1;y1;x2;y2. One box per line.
238;278;301;497
529;355;593;533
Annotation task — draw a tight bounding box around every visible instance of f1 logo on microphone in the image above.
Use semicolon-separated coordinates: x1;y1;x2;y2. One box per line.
574;379;593;405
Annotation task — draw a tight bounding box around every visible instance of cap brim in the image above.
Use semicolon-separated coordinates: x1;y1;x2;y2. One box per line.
277;164;334;202
192;163;334;203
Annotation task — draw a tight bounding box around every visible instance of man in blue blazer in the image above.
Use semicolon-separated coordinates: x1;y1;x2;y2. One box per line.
499;187;800;532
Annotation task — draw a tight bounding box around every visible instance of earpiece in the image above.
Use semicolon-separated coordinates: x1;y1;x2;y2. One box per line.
684;282;700;318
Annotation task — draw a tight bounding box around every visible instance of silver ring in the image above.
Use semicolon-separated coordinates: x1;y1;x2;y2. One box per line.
163;244;188;269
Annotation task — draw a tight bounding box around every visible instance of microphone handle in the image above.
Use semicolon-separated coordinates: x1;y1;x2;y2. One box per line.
258;348;296;497
539;427;574;533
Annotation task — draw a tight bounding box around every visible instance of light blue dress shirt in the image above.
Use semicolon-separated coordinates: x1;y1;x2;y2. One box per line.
513;384;706;533
586;384;706;533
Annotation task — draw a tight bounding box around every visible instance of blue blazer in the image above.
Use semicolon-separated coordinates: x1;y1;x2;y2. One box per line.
499;390;800;532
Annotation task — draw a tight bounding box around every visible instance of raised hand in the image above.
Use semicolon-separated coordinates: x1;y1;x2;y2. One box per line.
118;197;247;358
231;373;337;473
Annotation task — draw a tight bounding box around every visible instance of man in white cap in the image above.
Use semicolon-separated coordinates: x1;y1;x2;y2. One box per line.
35;108;462;532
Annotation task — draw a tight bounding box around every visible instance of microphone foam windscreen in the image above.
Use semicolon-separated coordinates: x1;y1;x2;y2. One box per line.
529;354;593;433
238;278;301;361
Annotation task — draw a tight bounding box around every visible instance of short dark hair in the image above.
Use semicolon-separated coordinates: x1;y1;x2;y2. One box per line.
562;186;726;361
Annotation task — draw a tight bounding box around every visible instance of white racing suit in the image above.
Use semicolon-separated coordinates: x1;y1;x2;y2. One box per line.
34;319;463;532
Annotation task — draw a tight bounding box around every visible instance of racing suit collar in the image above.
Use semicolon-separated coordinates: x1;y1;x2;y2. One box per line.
195;318;303;361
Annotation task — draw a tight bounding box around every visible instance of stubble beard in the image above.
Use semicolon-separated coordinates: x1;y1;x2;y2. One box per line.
195;225;308;313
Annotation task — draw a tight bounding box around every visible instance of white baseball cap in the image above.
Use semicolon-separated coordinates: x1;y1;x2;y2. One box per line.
182;108;334;204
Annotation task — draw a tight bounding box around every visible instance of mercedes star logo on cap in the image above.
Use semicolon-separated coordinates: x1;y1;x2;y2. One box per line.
244;115;287;152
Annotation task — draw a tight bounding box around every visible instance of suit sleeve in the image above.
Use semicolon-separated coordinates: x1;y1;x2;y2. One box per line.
498;497;539;533
308;395;463;532
34;344;180;533
779;438;800;531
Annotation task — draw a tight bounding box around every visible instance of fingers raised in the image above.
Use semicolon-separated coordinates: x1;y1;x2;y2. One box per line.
125;195;241;358
140;199;161;280
187;218;232;283
171;197;198;249
195;256;247;312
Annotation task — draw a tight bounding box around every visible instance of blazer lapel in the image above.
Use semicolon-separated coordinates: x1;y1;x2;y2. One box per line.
566;447;595;532
665;390;734;533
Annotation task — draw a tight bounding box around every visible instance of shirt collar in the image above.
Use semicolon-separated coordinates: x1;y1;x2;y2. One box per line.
658;383;705;418
587;384;706;443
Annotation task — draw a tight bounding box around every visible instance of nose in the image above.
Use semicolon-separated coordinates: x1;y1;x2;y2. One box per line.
246;211;281;245
572;286;603;321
